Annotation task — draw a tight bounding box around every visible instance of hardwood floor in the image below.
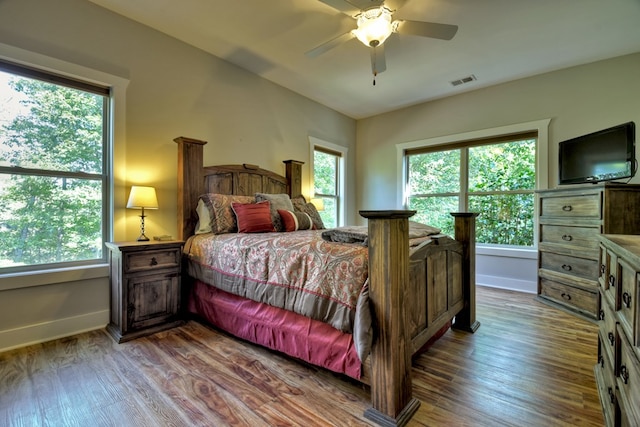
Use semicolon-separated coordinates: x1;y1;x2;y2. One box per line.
0;286;603;427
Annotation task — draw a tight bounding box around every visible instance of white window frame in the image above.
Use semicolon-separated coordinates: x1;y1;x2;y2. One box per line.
0;42;128;290
309;136;348;227
396;119;550;253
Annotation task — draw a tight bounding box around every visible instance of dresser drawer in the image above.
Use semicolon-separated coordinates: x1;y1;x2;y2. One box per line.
540;251;598;280
596;335;618;427
617;325;640;425
540;224;600;248
539;277;598;317
540;193;601;218
125;247;181;273
617;258;638;344
599;296;617;370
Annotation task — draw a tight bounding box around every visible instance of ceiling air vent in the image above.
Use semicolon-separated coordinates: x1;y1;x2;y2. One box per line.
450;74;477;87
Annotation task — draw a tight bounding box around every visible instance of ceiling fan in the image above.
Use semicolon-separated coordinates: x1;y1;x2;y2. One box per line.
306;0;458;84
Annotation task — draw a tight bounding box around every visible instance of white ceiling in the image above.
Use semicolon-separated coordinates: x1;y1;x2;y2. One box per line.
88;0;640;119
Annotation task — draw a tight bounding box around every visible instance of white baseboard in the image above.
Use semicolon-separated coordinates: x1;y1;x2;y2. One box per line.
477;274;537;294
0;310;109;353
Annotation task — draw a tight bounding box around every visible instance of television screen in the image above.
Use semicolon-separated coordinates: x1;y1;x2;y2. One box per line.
559;122;636;185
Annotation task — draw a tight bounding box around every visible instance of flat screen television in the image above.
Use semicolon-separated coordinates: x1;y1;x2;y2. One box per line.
558;121;636;185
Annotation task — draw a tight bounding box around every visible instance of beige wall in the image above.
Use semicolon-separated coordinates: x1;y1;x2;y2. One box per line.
355;52;640;212
0;0;355;351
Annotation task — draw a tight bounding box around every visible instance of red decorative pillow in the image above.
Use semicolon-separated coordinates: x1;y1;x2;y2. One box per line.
278;209;314;232
231;201;275;233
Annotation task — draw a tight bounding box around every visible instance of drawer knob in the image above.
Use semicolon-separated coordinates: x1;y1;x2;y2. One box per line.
622;292;632;308
608;275;616;287
620;365;629;385
608;332;615;346
561;264;572;271
561;292;571;301
599;355;604;368
608;387;615;404
561;234;573;242
599;309;605;321
600;264;606;275
562;205;573;212
150;257;158;266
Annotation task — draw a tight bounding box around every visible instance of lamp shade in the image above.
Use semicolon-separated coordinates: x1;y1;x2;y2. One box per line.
127;186;158;209
352;6;398;47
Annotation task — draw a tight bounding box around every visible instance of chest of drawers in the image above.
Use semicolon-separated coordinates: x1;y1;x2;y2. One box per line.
537;184;640;320
106;240;184;343
596;234;640;426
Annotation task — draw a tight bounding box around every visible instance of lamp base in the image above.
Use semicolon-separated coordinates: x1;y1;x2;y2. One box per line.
136;234;150;242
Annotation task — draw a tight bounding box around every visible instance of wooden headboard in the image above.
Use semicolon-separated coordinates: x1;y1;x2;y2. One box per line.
174;136;304;240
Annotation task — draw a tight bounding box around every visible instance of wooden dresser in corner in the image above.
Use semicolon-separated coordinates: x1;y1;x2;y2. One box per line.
596;234;640;426
537;183;640;321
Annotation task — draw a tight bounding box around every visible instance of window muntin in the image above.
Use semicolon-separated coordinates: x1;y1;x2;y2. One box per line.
0;63;110;271
406;136;536;247
313;147;340;228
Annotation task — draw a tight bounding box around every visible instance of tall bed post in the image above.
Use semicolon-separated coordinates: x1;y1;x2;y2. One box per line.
359;210;420;427
174;136;207;241
451;212;480;333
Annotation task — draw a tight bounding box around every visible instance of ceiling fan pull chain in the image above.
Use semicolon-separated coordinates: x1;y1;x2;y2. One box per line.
373;71;377;86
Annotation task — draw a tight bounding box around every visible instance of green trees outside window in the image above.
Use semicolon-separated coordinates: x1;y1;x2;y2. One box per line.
313;148;340;228
407;138;536;246
0;66;109;270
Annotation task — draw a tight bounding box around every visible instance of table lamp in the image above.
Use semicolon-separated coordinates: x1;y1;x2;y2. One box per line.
127;186;158;241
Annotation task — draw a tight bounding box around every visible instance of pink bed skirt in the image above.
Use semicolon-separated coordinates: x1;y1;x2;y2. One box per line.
188;279;363;379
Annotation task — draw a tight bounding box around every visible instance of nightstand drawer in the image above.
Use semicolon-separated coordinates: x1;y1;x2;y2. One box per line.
539;277;598;316
540;251;598;280
125;247;181;273
540;193;601;218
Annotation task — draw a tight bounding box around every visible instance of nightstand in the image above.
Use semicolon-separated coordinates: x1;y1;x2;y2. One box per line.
105;240;184;343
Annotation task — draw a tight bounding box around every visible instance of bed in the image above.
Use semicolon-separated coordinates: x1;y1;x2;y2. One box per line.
175;136;480;427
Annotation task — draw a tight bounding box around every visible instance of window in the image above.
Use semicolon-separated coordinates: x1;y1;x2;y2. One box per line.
310;138;347;228
0;60;110;272
405;132;537;247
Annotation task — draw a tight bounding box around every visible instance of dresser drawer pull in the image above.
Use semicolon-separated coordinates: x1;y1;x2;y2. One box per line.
608;332;615;346
622;292;632;308
600;264;606;275
599;309;605;321
561;292;571;301
561;264;572;271
150;257;158;266
608;387;615;404
608;275;616;287
562;205;573;212
561;234;573;241
620;365;629;385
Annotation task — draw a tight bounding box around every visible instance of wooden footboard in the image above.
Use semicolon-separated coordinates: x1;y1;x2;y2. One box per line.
175;137;478;427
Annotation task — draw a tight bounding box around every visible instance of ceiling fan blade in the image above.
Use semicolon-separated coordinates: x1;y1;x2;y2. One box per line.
398;20;459;40
317;0;362;16
305;31;355;58
370;44;386;75
384;0;407;11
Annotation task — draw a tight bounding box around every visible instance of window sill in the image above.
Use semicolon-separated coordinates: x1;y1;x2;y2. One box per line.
0;264;109;291
476;245;537;260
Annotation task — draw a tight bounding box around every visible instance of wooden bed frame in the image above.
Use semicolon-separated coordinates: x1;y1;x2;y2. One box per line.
175;137;479;427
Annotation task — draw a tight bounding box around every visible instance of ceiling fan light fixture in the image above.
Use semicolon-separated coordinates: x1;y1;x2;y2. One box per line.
352;6;398;47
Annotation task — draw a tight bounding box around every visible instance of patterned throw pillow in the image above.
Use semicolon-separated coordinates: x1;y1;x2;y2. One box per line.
231;201;275;233
199;193;256;234
278;209;314;232
255;193;294;232
291;195;325;230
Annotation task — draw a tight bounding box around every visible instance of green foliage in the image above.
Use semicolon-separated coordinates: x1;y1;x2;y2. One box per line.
407;139;536;247
0;76;105;267
314;150;338;227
